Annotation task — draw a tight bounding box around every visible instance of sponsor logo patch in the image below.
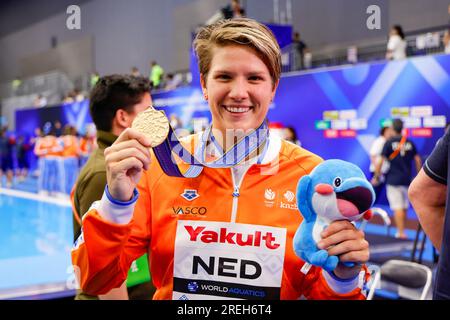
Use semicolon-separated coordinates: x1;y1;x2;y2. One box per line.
172;206;207;216
181;189;200;201
264;188;276;201
283;190;295;202
187;281;199;293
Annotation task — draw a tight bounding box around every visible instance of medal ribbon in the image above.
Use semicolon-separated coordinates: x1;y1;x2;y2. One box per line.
152;112;269;178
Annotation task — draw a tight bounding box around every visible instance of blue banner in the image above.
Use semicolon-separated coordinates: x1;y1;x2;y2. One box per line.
269;54;449;170
15;54;450;182
15;100;92;139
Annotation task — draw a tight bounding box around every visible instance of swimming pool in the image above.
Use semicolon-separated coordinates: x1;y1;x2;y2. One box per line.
0;189;75;299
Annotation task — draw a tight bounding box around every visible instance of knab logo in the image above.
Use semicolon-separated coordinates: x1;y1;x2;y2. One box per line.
283;191;295;202
279;190;297;210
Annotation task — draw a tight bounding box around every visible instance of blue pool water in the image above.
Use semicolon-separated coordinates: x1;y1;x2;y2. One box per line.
0;192;73;297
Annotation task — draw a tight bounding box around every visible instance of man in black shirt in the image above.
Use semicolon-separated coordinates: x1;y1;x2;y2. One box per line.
372;119;422;238
0;127;14;188
293;32;308;70
221;0;245;19
409;129;449;299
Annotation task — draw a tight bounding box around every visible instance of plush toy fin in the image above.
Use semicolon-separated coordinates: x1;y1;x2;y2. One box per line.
324;255;339;272
305;250;339;272
306;250;329;266
296;175;314;221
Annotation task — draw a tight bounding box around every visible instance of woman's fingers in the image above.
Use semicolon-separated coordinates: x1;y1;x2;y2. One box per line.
114;128;152;147
338;249;370;264
111;157;144;174
105;139;151;158
106;147;150;171
318;220;369;265
325;239;369;257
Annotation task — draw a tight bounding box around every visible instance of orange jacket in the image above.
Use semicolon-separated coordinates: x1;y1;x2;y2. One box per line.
34;136;63;157
72;135;370;300
61;135;80;158
80;136;96;156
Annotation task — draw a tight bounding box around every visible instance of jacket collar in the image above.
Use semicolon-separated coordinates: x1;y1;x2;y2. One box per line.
96;130;118;149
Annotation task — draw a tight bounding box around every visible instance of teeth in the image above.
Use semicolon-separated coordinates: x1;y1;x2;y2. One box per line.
225;106;250;113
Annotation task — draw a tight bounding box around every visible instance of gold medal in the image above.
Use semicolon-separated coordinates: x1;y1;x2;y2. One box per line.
131;107;170;147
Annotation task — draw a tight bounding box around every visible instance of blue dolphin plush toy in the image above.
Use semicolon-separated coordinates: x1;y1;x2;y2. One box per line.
293;159;375;272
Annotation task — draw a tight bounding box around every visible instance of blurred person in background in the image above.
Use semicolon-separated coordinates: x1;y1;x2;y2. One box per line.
222;0;245;19
30;127;43;178
149;60;164;89
0;127;14;188
72;74;155;300
283;126;301;146
370;126;395;200
79;132;95;168
33;94;47;108
372;119;422;239
386;25;407;60
54;121;62;138
131;67;141;77
169;113;182;130
61;125;80;196
292;32;308;70
34;122;64;196
11;77;22;95
446;5;450;53
15;135;31;183
444;29;450;54
63;91;76;104
74;89;85;102
79;124;97;168
206;0;245;25
90;71;100;89
164;73;182;91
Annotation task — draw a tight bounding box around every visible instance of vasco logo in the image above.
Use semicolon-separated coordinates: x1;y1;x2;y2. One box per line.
173;207;207;215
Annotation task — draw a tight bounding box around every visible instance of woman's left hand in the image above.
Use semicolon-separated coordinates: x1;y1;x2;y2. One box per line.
317;220;369;279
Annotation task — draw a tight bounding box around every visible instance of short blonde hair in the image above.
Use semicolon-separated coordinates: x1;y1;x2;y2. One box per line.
193;18;281;86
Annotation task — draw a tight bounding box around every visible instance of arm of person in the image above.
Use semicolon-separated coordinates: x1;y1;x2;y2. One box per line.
76;173;130;300
302;221;371;299
386;36;399;59
33;139;46;156
444;30;450;46
77;173;107;221
99;281;129;300
408;131;448;250
71;129;153;295
371;156;386;185
72;179;151;295
414;154;422;175
408;169;446;250
387;35;401;52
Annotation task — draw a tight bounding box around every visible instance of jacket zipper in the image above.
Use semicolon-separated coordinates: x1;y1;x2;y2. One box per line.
230;166;251;223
